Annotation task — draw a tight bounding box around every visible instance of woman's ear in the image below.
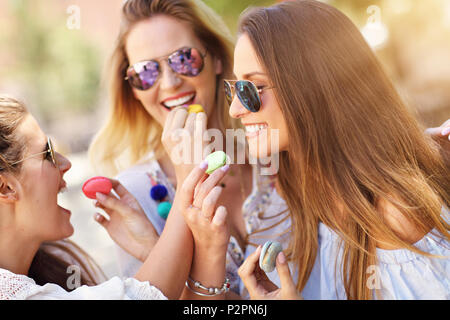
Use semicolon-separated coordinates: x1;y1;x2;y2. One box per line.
0;174;18;203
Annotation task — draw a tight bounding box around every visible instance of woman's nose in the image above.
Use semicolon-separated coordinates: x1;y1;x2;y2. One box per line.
55;152;71;174
228;95;250;119
159;64;182;90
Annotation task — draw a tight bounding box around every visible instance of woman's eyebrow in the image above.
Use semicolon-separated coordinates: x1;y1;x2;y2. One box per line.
243;71;267;79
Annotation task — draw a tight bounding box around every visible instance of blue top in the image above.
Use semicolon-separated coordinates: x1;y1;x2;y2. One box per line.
302;210;450;300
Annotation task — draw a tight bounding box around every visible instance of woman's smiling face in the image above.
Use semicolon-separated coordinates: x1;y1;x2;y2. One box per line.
229;33;289;158
125;14;222;127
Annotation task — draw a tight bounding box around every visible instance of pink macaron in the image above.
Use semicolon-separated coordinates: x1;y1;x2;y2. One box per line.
82;176;112;199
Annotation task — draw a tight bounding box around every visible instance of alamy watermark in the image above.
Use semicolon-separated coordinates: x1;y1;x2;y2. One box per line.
167;127;280;175
66;5;81;30
66;265;81;290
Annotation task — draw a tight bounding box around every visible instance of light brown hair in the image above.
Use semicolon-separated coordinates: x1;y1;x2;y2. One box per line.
238;0;449;299
89;0;236;176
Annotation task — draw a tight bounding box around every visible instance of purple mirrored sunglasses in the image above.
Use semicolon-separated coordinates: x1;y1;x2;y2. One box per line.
125;47;207;91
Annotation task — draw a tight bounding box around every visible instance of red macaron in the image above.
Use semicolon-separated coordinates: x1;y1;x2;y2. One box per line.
82;176;113;199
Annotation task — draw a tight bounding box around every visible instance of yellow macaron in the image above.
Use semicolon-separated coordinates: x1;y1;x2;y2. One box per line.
187;104;204;114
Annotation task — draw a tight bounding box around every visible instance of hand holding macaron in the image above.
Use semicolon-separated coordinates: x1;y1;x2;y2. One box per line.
162;104;208;183
178;158;231;252
83;176;158;262
238;242;302;300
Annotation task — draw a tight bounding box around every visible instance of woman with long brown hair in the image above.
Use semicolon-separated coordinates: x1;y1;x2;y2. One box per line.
231;0;449;299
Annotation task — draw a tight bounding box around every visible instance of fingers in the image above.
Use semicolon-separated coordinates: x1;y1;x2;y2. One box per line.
201;186;223;221
179;160;209;209
95;192;130;218
275;252;299;298
212;205;227;227
109;179;131;199
184;112;197;134
426;119;450;140
162;106;179;141
238;246;262;297
94;212;109;228
193;112;207;163
170;108;189;132
192;164;230;208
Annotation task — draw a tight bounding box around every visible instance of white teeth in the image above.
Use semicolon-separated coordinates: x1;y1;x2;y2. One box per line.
245;124;268;133
163;93;195;108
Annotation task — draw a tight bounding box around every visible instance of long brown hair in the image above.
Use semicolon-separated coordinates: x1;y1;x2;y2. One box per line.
238;0;449;299
89;0;236;176
0;95;104;290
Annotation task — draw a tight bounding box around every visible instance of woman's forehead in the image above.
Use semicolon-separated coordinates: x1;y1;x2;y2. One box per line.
126;15;202;64
233;34;264;78
17;114;46;153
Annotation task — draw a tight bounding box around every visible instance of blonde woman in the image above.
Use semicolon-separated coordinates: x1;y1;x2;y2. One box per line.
88;0;266;298
226;0;450;299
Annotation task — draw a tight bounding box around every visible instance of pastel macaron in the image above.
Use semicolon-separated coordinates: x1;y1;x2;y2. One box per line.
259;241;283;273
187;104;204;114
205;151;227;174
82;176;113;200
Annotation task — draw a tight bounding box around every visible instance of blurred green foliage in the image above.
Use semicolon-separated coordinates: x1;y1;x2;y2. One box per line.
2;0;100;122
204;0;275;33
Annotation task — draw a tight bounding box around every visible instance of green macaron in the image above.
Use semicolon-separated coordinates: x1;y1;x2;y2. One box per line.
205;151;227;174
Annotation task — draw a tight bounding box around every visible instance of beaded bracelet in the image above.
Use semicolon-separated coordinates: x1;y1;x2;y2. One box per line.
185;276;230;297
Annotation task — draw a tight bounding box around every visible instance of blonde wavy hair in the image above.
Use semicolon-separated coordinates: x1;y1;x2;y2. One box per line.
89;0;236;176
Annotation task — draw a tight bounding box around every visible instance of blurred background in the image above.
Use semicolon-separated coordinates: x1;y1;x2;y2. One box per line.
0;0;449;278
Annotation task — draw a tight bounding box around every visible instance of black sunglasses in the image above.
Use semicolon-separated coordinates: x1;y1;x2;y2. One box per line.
125;47;207;91
223;80;274;113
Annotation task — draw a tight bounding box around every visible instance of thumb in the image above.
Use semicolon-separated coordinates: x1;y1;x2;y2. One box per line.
275;252;297;297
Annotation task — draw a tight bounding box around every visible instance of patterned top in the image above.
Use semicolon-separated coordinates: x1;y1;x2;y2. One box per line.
115;156;295;298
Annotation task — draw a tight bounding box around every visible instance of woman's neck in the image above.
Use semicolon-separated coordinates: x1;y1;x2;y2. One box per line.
0;217;40;275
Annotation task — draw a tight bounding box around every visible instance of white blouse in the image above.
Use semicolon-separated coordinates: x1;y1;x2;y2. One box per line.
0;267;167;300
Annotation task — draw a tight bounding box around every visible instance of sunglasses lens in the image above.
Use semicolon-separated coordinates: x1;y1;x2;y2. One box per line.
47;139;57;166
236;81;261;112
223;81;233;106
127;61;159;90
168;48;204;76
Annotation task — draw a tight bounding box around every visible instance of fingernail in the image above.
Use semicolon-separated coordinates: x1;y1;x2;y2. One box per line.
199;160;208;170
96;192;106;201
277;251;286;264
441;127;450;135
221;164;230;172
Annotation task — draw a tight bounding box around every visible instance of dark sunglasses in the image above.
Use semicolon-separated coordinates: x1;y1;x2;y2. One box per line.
223;80;274;113
125;47;207;91
12;137;57;167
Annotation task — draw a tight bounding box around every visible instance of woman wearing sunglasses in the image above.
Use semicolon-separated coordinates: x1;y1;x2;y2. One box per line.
87;0;267;298
223;0;449;299
0;95;230;299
